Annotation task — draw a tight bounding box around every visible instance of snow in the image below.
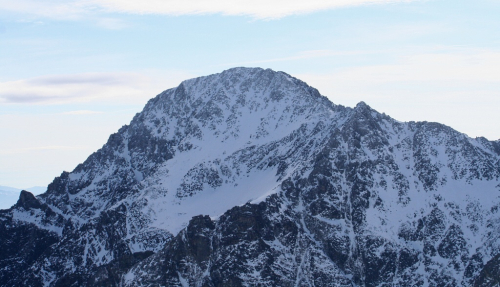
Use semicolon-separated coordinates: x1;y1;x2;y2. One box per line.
147;165;280;234
123;271;136;285
105;68;339;236
177;272;190;287
11;209;63;236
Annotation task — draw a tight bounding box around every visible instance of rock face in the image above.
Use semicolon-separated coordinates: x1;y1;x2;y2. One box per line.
1;67;500;286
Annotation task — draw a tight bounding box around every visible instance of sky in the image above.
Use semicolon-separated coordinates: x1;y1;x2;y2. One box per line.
1;0;499;189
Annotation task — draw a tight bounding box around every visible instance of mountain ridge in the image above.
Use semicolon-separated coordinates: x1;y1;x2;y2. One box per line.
1;67;499;286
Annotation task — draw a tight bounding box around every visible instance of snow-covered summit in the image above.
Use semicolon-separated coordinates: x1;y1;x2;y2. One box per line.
40;68;341;230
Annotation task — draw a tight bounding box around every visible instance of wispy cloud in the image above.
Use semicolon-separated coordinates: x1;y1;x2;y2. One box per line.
1;0;421;20
94;0;420;19
0;70;195;105
29;73;133;86
0;72;152;104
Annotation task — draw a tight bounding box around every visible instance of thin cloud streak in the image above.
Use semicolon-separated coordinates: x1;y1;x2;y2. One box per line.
0;72;153;104
0;70;195;105
1;94;63;103
29;74;134;86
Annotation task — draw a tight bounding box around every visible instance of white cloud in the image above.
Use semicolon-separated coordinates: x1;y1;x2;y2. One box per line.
1;0;419;20
0;72;147;104
94;0;419;19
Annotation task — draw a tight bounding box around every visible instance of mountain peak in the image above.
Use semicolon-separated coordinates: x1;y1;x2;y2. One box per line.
14;190;41;210
355;100;370;109
175;67;326;105
2;68;500;287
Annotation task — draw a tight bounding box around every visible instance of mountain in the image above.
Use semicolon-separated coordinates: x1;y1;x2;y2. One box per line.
0;186;46;210
1;67;499;286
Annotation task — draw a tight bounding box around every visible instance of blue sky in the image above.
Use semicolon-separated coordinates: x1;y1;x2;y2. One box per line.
1;0;499;188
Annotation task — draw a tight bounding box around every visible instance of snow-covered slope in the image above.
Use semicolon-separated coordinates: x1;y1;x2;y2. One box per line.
1;67;499;286
40;68;337;234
